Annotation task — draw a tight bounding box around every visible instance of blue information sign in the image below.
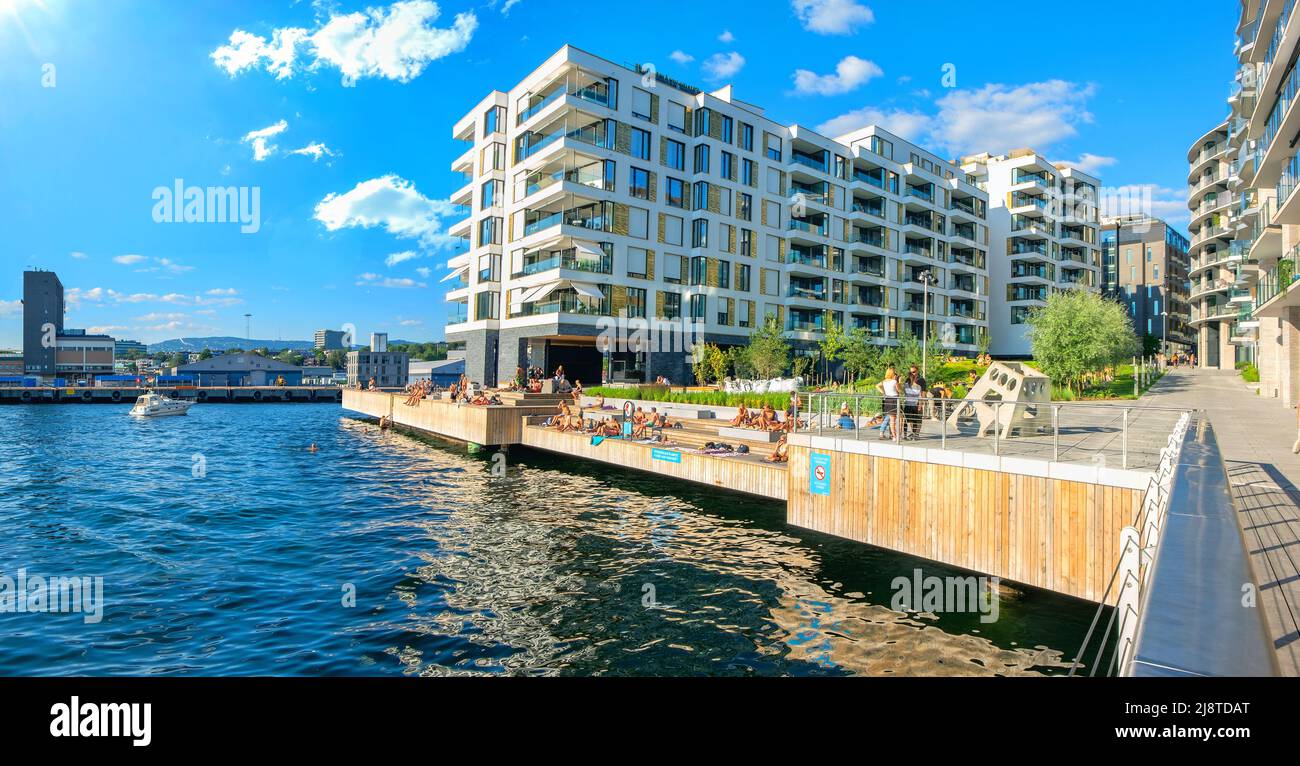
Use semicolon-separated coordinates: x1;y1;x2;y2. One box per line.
652;448;682;463
810;452;831;496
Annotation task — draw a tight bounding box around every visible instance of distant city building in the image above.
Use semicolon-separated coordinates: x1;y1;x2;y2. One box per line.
22;269;64;377
314;329;347;350
114;339;147;358
0;353;23;376
347;333;408;387
54;330;116;383
175;353;304;386
1101;215;1193;354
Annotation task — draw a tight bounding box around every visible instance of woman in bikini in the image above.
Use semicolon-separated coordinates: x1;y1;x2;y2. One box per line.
765;434;789;463
730;403;750;427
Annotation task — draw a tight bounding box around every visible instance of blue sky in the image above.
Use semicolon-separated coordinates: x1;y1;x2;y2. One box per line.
0;0;1239;348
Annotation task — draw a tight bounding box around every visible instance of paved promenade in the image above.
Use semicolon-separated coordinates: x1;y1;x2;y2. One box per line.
1142;368;1300;674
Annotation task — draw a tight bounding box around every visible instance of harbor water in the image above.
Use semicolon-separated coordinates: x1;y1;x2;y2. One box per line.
0;404;1100;676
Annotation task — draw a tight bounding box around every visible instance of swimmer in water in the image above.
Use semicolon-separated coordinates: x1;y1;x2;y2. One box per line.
308;443;318;453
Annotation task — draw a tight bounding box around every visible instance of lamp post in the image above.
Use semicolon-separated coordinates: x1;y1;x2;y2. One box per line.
918;270;938;379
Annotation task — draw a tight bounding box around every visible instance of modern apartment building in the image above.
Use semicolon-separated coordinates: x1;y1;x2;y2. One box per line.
1186;118;1247;370
443;45;993;386
22;269;65;376
960;151;1103;358
1101;215;1194;355
1218;0;1300;403
114;339;147;359
346;332;409;388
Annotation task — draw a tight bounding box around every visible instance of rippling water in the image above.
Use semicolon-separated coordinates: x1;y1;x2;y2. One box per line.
0;404;1099;676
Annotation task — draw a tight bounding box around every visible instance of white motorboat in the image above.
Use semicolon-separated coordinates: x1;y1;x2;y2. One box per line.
129;391;195;417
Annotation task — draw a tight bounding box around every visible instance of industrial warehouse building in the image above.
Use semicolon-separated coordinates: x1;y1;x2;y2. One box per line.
174;353;304;386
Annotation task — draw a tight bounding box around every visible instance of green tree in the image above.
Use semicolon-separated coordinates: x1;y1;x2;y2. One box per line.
726;345;755;380
325;350;347;370
1027;289;1140;395
746;315;791;379
198;348;213;360
819;311;846;384
841;328;881;389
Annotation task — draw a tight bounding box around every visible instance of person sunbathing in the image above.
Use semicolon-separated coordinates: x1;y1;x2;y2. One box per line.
553;402;572;431
594;393;606;409
571;380;584;405
730;403;750;427
599;417;621;437
470;393;491;406
755;404;778;430
631;407;648;439
765;434;789;463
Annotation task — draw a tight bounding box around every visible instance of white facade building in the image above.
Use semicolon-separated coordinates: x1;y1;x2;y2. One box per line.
444;46;994;386
961;150;1103;357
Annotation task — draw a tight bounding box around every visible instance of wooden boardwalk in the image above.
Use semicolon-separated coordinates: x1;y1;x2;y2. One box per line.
1141;369;1300;675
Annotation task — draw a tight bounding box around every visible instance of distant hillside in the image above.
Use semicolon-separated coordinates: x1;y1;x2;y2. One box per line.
146;337;425;353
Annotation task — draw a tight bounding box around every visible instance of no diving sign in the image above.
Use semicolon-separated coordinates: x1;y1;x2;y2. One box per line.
810;452;831;496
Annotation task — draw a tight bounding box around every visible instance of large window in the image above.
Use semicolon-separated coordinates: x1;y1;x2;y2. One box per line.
666;177;687;209
692;218;709;248
661;291;682;318
480;179;503;209
479;216;502;246
474;291;498;320
626;286;647;318
738;193;752;221
666;101;688;134
689;294;707;321
694;144;710;175
720;151;735;180
629;167;650;200
739;122;754;151
737;263;751;292
483;105;505;136
663;253;683;283
627;247;649;278
663;214;684;246
764;132;782;162
666;139;686;171
631;87;653;121
630;127;651;160
717;259;731;289
693;181;710;210
690;255;707;285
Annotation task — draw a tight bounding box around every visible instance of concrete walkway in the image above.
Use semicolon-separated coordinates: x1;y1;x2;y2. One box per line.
1141;368;1300;675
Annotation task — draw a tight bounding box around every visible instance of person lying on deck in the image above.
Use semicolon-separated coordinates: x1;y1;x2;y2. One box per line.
730;404;750;427
765;434;789;463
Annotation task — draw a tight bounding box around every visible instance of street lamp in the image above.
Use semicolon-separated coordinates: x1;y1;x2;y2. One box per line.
918;270;939;379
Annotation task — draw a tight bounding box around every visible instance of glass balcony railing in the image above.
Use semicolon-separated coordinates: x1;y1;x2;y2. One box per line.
513;251;613;278
788;250;828;269
851;232;885;248
853;169;886;189
788;219;828;236
787;286;827;301
515;292;610;317
906;185;934;202
790;152;828;173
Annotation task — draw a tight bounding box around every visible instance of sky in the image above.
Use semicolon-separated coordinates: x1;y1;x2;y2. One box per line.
0;0;1241;349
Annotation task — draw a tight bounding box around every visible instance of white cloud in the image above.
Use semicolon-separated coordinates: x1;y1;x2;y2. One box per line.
1051;153;1117;175
931;80;1096;157
113;254;146;265
398;318;423;326
500;0;522;14
243;119;289;161
385;250;421;266
212;1;478;87
0;299;20;318
315;175;459;249
69;251;87;260
356;273;426;289
718;30;735;43
669;50;694;65
288;141;338;161
816;107;931;142
792;0;874;35
792;55;882;96
415;267;431;278
206;288;239;296
86;325;130;335
702;52;745;81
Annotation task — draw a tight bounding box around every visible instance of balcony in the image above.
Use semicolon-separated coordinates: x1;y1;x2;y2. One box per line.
517;69;616;126
515;115;611;162
514;289;610;318
787;285;828;301
1007;286;1050;303
850;199;885;218
788;248;829;269
790;150;828;174
949;248;985;269
512;245;613;278
851;231;885;248
905;184;935;203
852;168;887;190
522;199;611;238
516;155;612;201
788;217;829;237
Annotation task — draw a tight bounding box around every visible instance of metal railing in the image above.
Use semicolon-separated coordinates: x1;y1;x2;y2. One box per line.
800;391;1194;471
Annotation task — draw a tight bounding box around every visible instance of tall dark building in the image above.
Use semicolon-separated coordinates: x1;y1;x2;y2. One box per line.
1100;215;1193;355
22;270;65;376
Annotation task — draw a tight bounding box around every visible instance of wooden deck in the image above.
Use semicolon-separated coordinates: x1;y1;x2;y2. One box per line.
342;389;564;445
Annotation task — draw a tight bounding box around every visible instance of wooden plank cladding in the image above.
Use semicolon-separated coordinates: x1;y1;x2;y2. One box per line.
521;425;787;501
342;390;555;446
786;442;1144;604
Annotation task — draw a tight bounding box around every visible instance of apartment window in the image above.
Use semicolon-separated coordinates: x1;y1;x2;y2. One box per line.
739;228;753;256
764;200;781;228
694;108;711;137
720;151;735;180
630;127;651;160
692;218;709;248
761;268;779;296
665;213;686;243
1010;305;1031;325
662;291;682;319
482;142;505;171
694;144;710;175
690;294;707;321
738;299;753;327
666;139;686;171
690;255;707;285
766;167;783;195
626;286;647;318
765;234;782;261
628;206;649;240
631;88;653;121
738;193;753;221
1146;247;1153;261
477;253;500;282
666;177;687;209
630;167;651;200
717;259;731;289
663;253;683;283
1130;266;1136;281
1154;266;1159;279
721;115;734;144
627;247;649;278
483;105;505;136
737;263;751;292
739;122;754;151
741;158;755;186
718;188;732;216
479;216;502;246
474;291;498;320
480;179;503;209
764;132;782;162
693;181;710;210
667;101;688;133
